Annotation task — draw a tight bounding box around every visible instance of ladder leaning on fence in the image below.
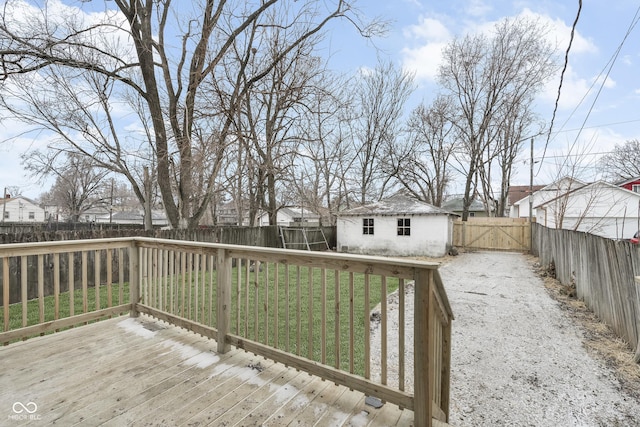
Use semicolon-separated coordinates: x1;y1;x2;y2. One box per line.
279;226;330;250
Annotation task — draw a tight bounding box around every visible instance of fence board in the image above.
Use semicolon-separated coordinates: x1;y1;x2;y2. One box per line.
532;223;640;362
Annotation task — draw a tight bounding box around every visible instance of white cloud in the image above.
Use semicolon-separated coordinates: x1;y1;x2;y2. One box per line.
402;16;451;41
466;0;492;18
401;42;448;82
400;16;451;82
400;7;599;86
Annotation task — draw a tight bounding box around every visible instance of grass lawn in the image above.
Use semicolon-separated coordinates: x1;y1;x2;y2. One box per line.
8;258;399;377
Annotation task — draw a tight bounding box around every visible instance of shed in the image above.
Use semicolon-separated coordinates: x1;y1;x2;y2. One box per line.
337;195;458;257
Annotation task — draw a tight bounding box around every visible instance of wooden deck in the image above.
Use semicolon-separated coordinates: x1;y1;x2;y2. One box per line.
0;315;415;426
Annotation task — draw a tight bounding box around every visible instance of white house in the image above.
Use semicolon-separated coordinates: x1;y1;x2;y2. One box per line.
0;196;45;223
510;177;586;219
337;195;458;257
257;207;321;227
534;180;640;240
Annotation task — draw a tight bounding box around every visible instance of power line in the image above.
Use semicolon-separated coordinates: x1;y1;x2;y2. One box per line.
567;5;640;147
541;0;582;166
538;1;640;174
552;118;640;134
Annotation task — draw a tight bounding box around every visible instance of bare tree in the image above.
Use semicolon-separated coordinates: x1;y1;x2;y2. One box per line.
288;72;354;225
32;153;110;222
599;139;640;181
230;21;327;226
439;16;557;220
349;60;414;204
4;66;161;228
0;0;382;229
387;96;456;206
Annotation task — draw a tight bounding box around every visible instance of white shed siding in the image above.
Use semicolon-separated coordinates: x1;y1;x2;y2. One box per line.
337;214;452;257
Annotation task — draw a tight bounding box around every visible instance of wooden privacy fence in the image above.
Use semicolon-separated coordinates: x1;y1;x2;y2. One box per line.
532;224;640;362
453;218;530;251
0;237;453;427
0;225;337;250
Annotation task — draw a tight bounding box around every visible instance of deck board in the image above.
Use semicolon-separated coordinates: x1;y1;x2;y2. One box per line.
0;315;415;426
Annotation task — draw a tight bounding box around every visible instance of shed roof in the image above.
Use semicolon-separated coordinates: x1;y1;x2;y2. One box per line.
339;194;455;217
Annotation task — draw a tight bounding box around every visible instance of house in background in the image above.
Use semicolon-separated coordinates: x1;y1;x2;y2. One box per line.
616;176;640;193
506;185;545;217
0;196;45;223
534;180;640;240
94;210;169;227
510;177;586;219
441;197;491;218
257;206;321;227
337;194;458;257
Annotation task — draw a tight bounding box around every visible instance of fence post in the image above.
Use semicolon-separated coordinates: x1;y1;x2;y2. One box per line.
414;268;433;427
129;241;140;318
634;277;640;363
217;248;232;353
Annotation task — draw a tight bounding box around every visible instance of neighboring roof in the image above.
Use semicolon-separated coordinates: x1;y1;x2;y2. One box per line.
98;210;167;222
280;206;320;219
534;180;640;208
615;176;640;186
0;196;40;206
508;185;545;206
339;194;455;217
539;176;587;192
512;177;588;207
257;206;321;220
441;197;487;212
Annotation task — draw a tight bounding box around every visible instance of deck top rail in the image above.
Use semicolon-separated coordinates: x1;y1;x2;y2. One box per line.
0;237;453;427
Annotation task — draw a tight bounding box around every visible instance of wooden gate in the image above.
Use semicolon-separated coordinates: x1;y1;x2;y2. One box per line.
453;218;531;251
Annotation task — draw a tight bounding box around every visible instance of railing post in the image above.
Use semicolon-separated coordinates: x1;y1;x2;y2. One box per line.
129;241;140;318
441;312;452;421
217;248;232;353
414;268;433;427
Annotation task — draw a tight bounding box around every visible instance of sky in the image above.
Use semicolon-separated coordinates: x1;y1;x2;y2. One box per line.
323;0;640;192
1;0;639;199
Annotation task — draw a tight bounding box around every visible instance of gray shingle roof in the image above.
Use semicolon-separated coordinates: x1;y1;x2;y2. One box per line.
339;194;454;217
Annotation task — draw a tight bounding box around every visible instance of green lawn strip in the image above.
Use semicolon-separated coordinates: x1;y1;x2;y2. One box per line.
6;283;130;331
161;261;398;377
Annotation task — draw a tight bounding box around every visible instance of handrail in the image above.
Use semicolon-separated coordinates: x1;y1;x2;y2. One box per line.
0;237;453;427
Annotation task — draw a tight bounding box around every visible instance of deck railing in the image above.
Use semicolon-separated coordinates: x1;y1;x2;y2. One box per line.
0;237;453;427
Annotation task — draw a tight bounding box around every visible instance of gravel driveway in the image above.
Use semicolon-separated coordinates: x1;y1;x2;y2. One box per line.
371;251;640;426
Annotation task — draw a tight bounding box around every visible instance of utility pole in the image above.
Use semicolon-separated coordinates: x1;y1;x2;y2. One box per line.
529;137;534;224
529;137;534;251
109;178;114;224
1;187;5;223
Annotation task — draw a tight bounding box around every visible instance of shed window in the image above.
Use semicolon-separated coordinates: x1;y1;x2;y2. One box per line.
363;218;374;235
397;218;411;236
633;184;640;193
28;212;35;219
3;211;8;219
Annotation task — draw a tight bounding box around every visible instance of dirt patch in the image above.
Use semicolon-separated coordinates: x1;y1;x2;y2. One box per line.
530;255;640;402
